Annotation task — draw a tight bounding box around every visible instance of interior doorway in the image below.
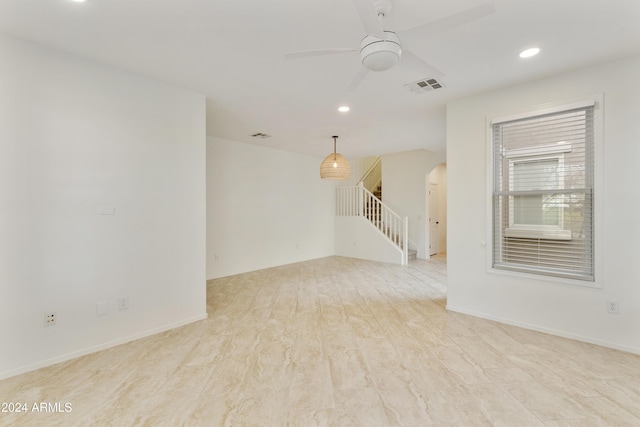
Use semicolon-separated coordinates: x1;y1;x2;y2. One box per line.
427;163;447;257
429;183;439;255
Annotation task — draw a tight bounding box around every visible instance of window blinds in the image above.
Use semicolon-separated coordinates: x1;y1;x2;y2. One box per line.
492;104;595;281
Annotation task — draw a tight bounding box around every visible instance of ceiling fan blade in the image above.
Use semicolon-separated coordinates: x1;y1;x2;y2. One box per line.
352;0;385;39
401;50;444;78
346;66;369;92
283;48;359;59
399;2;495;41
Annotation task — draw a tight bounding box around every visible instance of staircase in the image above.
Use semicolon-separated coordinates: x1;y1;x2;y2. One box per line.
336;184;408;264
365;182;417;262
372;183;382;200
335;157;418;265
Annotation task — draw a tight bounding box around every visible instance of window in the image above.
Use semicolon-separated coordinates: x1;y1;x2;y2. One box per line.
513;158;560;226
492;103;594;281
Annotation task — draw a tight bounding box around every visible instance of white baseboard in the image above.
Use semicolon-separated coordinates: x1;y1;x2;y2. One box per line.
0;313;208;381
446;304;640;355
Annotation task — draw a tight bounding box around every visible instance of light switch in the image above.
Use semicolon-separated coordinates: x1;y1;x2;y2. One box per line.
118;297;129;311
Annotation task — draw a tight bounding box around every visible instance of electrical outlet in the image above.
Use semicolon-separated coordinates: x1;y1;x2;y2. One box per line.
118;297;129;311
606;300;620;315
44;312;56;326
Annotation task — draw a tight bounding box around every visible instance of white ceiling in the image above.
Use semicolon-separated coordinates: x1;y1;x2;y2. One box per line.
1;0;639;158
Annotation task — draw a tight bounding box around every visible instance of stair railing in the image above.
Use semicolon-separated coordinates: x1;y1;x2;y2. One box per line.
336;183;409;265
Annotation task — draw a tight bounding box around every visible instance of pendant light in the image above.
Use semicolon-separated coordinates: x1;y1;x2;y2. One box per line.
320;136;350;180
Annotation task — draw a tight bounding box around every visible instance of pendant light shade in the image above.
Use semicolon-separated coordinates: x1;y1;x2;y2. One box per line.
320;136;350;180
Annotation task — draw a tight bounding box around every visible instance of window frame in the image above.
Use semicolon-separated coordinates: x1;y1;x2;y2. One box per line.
504;143;572;239
485;97;603;288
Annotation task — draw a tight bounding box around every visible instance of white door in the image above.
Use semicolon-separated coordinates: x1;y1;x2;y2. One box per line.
429;184;438;256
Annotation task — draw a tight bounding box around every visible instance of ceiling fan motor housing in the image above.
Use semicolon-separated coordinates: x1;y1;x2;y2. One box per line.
360;31;402;72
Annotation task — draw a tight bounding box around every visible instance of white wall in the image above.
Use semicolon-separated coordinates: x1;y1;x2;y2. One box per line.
382;149;446;259
0;35;207;379
343;155;380;187
447;55;640;353
207;137;336;279
335;217;404;265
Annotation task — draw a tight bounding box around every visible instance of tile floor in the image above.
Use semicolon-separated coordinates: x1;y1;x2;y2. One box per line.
1;255;639;426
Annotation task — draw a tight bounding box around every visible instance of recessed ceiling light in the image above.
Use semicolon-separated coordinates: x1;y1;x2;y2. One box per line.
70;0;86;2
338;106;350;113
519;47;540;58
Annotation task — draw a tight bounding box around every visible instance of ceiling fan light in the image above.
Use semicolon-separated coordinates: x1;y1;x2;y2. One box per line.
363;51;400;71
360;33;402;72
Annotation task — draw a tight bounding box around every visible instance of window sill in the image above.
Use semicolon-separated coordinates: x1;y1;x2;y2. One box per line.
488;264;599;288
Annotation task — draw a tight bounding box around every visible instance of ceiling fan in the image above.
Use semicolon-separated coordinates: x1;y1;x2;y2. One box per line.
284;0;495;91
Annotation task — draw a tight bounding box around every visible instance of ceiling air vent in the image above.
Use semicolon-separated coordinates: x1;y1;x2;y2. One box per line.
250;132;271;139
404;78;445;94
